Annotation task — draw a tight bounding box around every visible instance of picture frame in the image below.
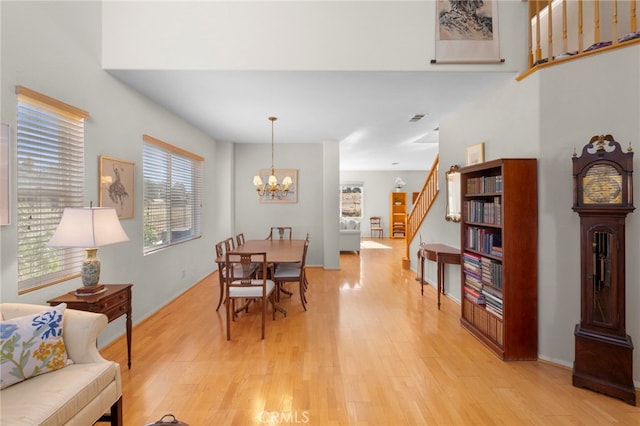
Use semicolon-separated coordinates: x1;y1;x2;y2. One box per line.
0;123;9;226
465;142;485;166
257;169;298;204
99;155;135;219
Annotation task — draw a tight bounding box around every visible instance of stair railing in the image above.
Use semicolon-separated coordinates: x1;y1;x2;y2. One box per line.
403;155;439;267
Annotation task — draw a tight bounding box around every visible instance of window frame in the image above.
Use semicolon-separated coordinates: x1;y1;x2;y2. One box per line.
15;86;89;294
340;183;364;219
142;134;203;255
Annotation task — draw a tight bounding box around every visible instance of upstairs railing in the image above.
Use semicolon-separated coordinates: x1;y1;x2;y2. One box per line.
523;0;639;77
403;155;439;267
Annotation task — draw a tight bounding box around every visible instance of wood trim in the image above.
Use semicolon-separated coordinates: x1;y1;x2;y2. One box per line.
143;134;204;162
516;37;640;81
18;273;81;295
15;86;89;119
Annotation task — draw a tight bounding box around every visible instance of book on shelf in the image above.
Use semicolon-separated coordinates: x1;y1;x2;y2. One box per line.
465;228;501;255
485;304;503;319
482;289;503;306
482;284;502;299
464;276;482;291
466;175;503;195
464;286;485;305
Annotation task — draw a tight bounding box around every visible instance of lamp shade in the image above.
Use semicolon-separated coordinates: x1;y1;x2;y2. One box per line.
48;207;129;248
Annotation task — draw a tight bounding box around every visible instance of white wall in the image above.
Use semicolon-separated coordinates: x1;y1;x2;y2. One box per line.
234;143;326;267
0;2;226;346
102;1;527;72
537;48;640;371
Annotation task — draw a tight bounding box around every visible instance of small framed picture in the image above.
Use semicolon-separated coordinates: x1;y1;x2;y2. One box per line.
465;142;485;166
99;155;135;219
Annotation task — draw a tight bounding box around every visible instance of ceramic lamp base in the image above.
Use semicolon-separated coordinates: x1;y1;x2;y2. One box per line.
81;248;101;287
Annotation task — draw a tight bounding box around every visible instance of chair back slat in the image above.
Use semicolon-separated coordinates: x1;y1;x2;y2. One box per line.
226;252;267;286
224;237;236;252
267;226;292;240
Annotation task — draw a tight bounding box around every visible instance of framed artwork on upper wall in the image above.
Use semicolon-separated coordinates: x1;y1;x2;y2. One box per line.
99;155;134;219
0;123;9;226
465;142;485;166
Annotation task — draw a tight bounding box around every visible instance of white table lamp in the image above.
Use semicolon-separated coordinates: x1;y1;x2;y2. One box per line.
48;207;129;290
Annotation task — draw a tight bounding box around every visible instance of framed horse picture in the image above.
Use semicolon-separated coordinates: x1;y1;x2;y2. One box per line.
99;155;134;219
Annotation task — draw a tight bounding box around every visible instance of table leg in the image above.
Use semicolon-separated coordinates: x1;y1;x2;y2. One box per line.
420;256;425;295
437;261;444;310
126;311;132;369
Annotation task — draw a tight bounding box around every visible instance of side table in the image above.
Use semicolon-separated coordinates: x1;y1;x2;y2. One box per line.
48;283;133;369
418;244;460;310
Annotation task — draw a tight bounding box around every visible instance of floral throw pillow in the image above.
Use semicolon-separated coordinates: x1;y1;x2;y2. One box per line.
0;303;70;389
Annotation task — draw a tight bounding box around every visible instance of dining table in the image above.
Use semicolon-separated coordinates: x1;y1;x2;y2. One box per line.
224;238;307;316
229;239;306;264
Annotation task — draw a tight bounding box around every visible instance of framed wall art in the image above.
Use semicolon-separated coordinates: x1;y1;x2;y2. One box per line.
465;142;485;166
1;123;9;225
257;169;298;204
99;155;135;219
434;0;501;64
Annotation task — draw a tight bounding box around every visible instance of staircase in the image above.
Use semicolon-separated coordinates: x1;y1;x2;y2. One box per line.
402;155;439;268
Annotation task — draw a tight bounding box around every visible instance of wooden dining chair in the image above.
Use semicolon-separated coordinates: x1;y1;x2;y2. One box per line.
370;217;383;238
215;239;257;311
236;233;246;246
214;241;227;311
224;236;236;252
273;236;310;311
266;226;292;240
225;252;279;340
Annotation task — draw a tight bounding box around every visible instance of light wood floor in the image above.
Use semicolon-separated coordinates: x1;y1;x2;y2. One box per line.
100;238;640;425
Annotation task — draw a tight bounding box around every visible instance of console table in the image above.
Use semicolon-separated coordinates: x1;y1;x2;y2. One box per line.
418;244;460;309
48;284;133;369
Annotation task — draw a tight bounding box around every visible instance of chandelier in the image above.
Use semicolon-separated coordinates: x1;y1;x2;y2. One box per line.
253;116;292;199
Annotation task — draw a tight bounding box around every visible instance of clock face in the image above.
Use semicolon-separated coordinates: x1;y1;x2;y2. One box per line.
582;164;622;204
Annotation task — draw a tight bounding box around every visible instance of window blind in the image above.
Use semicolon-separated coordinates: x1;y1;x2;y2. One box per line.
16;86;88;293
143;135;203;254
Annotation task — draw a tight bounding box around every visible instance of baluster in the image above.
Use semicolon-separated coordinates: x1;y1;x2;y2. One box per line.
562;0;568;53
613;0;618;45
594;0;600;43
528;1;534;67
631;0;637;33
536;0;542;62
578;0;584;52
548;0;554;60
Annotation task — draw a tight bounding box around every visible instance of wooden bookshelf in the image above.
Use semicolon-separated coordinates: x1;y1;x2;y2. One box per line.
459;158;538;360
390;192;407;238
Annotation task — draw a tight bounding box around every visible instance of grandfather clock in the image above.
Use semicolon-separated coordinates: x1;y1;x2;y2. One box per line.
571;134;636;406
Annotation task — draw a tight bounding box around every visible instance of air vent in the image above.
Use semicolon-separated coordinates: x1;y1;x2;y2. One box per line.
409;114;426;122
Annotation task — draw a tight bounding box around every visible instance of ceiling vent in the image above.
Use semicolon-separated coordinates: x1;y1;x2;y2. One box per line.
409;114;426;122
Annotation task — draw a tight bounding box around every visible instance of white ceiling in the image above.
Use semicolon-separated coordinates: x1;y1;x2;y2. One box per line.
109;70;516;171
